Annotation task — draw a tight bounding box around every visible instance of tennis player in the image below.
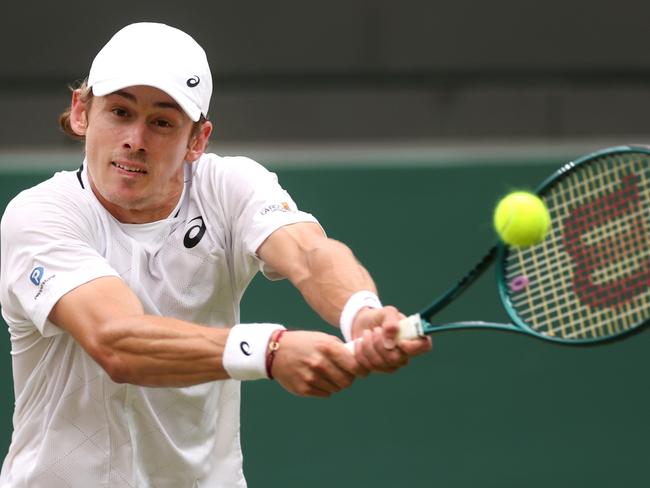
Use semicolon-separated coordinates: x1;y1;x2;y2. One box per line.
0;22;431;487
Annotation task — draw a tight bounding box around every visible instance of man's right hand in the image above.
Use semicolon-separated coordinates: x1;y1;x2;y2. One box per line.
270;331;369;397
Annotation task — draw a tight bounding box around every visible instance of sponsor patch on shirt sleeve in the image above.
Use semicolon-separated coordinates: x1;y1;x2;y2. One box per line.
259;201;295;216
29;266;57;300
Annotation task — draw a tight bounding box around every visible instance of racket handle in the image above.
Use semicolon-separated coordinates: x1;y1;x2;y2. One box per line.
343;314;424;354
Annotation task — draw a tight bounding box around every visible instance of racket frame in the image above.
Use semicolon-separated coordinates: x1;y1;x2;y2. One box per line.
416;145;650;345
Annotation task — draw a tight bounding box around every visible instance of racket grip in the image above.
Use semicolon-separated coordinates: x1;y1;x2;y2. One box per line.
343;314;424;354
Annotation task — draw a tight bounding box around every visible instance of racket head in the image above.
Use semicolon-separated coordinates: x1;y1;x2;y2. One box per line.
497;145;650;344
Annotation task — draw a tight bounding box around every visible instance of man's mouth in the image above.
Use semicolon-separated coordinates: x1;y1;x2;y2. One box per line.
112;162;147;174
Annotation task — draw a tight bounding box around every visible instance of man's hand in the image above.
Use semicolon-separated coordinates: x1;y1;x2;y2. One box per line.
271;330;369;397
350;306;432;373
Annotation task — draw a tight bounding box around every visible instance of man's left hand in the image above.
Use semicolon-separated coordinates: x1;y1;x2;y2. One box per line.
350;306;432;373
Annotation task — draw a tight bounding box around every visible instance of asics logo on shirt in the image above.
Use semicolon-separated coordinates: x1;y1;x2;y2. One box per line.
187;76;200;87
183;216;206;248
29;267;44;286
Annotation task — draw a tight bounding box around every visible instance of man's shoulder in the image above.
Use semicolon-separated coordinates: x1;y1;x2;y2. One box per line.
191;154;277;202
193;153;271;179
11;167;83;199
3;168;92;223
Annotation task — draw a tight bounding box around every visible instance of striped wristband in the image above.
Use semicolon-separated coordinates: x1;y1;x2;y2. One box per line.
223;323;286;380
339;291;383;342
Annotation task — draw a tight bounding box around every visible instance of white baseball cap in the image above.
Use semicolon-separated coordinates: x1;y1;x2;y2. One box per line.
88;22;212;122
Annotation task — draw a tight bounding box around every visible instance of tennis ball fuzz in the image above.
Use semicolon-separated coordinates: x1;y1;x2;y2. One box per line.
493;192;550;247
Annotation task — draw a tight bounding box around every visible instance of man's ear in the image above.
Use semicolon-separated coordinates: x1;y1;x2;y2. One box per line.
69;90;89;136
185;121;213;162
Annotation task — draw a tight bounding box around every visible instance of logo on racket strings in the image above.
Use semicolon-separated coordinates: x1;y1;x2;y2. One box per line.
563;172;650;308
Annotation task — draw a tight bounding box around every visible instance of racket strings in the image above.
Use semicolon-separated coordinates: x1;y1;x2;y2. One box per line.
504;154;650;341
509;210;649;278
505;169;647;263
508;214;650;305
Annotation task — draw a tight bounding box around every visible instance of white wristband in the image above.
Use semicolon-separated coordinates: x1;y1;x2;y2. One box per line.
339;290;383;342
223;323;286;380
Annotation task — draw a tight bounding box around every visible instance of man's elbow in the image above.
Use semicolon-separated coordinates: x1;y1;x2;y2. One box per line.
84;321;133;384
101;356;132;384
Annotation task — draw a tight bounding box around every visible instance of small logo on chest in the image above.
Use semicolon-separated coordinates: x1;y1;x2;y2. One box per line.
184;216;207;248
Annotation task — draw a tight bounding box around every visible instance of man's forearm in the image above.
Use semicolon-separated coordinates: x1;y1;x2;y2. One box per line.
94;315;231;387
289;238;377;326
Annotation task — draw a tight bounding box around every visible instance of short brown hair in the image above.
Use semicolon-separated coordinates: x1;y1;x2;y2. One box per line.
58;78;209;142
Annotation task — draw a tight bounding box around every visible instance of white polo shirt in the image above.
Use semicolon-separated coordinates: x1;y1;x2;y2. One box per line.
0;154;318;487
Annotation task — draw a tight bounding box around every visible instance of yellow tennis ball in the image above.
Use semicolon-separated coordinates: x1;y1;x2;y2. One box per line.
493;192;550;247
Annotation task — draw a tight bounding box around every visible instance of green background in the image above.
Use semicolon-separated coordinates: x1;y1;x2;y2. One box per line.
0;156;648;487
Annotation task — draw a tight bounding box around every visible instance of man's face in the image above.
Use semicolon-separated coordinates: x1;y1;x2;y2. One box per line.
74;85;209;223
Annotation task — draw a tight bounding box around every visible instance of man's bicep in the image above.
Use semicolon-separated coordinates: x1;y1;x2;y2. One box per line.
49;276;144;347
256;222;327;281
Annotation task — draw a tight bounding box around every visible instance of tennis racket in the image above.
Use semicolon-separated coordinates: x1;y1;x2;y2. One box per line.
347;145;650;349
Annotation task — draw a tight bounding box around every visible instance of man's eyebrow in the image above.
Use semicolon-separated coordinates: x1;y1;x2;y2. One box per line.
110;90;183;113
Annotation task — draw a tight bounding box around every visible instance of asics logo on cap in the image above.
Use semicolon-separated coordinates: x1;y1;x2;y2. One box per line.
187;76;200;88
240;342;252;356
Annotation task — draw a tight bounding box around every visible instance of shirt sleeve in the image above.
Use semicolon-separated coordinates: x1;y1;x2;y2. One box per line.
212;156;321;279
0;191;120;337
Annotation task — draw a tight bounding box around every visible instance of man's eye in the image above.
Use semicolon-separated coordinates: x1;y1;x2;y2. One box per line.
112;108;128;117
155;119;172;128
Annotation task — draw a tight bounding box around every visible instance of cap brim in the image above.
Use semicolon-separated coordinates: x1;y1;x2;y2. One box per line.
91;77;202;122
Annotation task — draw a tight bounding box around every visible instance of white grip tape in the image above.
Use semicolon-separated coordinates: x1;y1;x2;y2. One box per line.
343;314;424;354
223;323;285;380
399;313;425;339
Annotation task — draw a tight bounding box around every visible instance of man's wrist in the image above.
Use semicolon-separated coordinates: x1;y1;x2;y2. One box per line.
223;323;286;380
339;290;382;342
265;328;287;380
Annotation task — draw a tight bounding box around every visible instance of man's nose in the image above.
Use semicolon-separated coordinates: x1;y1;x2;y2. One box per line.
122;122;147;152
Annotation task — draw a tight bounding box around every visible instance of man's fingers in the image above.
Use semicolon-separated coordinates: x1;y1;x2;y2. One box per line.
381;321;400;350
344;306;433;376
337;349;370;378
308;340;368;391
355;328;385;370
273;331;369;397
354;328;405;373
398;336;433;356
292;360;355;396
373;327;409;365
